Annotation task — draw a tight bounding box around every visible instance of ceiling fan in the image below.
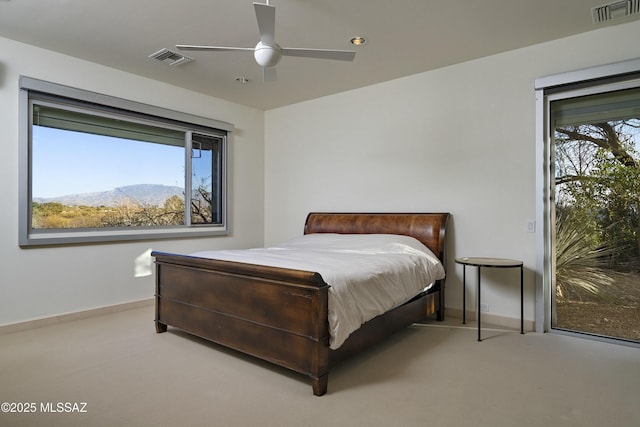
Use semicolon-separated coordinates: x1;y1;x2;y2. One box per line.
176;1;356;82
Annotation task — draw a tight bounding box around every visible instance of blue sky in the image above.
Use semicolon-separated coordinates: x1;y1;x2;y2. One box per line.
32;127;185;198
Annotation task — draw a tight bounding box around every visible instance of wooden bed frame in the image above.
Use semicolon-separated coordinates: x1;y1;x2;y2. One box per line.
152;212;449;396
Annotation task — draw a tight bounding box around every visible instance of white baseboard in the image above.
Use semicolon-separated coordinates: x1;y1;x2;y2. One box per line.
1;300;534;336
445;307;535;332
0;298;154;336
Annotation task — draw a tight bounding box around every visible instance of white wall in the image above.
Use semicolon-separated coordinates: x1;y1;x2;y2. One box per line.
3;20;640;329
0;37;265;326
264;20;640;327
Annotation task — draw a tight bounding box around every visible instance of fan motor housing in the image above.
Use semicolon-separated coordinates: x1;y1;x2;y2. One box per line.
254;41;282;67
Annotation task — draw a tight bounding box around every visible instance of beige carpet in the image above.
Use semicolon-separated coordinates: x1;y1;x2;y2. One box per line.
1;305;639;427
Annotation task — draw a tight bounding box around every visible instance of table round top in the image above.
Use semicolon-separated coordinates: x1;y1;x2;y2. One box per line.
455;257;523;267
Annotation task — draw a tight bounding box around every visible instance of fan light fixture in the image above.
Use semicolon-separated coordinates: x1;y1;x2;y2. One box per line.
350;36;368;46
175;2;356;82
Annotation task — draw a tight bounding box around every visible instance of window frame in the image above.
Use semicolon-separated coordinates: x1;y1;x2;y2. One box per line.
19;76;233;247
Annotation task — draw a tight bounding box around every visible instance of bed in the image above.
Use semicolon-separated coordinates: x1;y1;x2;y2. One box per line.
152;212;449;395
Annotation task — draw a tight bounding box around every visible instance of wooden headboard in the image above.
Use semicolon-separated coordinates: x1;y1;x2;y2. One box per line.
304;212;449;263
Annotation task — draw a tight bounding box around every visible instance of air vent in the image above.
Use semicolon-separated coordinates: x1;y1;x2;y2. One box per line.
592;0;640;23
148;48;193;66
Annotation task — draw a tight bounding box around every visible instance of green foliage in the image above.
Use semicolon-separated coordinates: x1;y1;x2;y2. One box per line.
554;119;640;304
32;197;187;229
32;181;217;229
555;119;640;270
555;209;627;300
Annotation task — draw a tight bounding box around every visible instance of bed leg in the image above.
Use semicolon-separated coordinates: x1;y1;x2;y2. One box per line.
436;284;445;321
436;298;445;321
155;321;167;333
312;374;329;396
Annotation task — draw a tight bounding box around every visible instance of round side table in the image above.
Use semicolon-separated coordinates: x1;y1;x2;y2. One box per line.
455;257;524;341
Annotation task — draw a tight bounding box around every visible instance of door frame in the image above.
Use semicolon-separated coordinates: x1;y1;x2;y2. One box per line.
534;58;640;336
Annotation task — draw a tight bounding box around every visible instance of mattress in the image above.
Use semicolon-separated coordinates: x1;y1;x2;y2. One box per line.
191;233;445;349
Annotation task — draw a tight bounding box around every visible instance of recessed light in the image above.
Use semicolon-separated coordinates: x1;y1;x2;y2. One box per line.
350;36;368;46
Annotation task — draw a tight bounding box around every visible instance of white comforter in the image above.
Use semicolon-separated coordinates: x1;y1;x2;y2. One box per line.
191;233;445;349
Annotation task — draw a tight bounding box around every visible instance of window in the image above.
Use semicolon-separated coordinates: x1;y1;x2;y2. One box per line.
19;77;233;246
535;59;640;346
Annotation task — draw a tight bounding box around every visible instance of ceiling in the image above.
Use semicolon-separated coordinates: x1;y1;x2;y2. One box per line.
0;0;636;110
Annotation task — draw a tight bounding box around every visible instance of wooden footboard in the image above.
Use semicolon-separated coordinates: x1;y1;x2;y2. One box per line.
152;212;449;396
153;253;331;395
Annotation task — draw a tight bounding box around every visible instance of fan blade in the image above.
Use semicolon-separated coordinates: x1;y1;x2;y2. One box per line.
254;2;276;46
263;67;277;82
281;48;356;61
176;45;254;52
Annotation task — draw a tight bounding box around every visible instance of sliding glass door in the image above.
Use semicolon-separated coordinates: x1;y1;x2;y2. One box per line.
551;86;640;343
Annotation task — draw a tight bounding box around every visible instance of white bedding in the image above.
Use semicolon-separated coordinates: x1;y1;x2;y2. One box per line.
190;233;445;349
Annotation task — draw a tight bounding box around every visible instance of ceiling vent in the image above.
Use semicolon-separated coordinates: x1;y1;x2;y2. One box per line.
148;48;193;66
592;0;640;23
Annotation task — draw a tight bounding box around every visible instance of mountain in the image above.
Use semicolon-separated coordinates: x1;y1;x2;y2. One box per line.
33;184;184;207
